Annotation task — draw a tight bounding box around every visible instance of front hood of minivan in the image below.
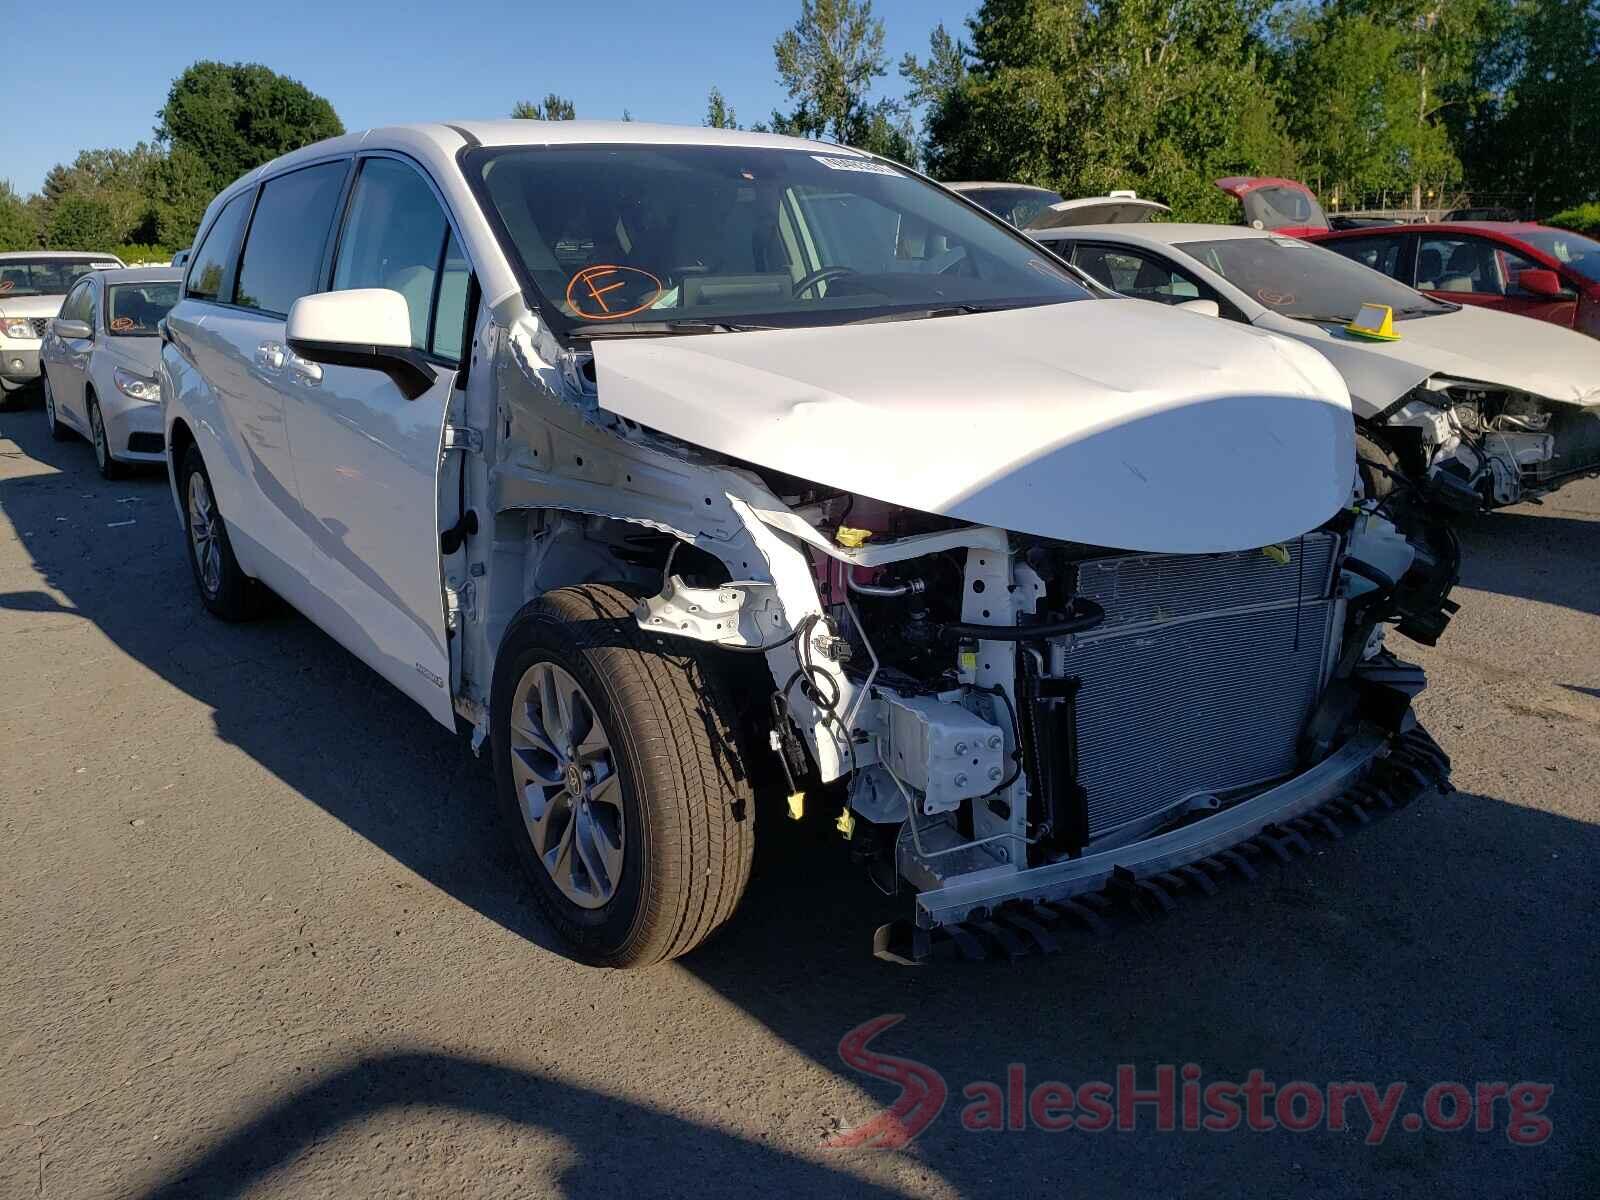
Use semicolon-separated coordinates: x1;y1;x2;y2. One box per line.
592;300;1355;554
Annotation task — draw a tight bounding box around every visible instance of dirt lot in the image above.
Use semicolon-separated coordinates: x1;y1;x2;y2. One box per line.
2;398;1596;1199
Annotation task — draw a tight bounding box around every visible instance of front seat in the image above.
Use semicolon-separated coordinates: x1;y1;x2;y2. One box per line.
1439;243;1487;293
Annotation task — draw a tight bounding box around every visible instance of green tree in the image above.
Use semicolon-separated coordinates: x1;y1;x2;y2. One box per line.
511;94;576;120
0;181;40;252
46;194;118;250
773;0;913;157
704;86;740;129
150;146;218;250
158;61;343;193
923;0;1297;218
1453;0;1600;210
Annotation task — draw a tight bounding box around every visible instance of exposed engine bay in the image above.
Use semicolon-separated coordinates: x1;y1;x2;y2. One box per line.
445;297;1463;961
1375;376;1600;510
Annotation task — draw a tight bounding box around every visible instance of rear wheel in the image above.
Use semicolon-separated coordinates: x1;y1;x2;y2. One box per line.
42;374;68;441
180;446;263;621
491;583;756;967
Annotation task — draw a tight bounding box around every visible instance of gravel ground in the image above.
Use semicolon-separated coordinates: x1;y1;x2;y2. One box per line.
2;397;1596;1199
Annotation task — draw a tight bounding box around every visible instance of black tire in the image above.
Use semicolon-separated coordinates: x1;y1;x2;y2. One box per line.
0;378;24;411
41;372;68;441
1356;429;1399;504
179;445;263;621
87;394;125;480
491;583;756;968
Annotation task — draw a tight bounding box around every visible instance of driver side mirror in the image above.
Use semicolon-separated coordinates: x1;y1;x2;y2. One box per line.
1514;268;1572;300
286;289;436;400
53;318;92;340
1175;299;1221;318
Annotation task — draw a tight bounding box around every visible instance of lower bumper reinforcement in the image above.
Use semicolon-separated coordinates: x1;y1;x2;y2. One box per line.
876;725;1451;963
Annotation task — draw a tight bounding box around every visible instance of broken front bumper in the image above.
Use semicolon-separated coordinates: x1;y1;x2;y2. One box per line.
878;723;1450;963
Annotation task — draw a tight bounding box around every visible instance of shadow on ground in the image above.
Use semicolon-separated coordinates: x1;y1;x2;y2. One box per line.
2;407;1594;1198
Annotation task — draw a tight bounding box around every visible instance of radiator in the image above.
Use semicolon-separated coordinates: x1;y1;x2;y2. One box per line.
1050;535;1340;842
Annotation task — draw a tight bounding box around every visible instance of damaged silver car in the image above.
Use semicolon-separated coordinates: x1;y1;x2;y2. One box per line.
162;123;1459;967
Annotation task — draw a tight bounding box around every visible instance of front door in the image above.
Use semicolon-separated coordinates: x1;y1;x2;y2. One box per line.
47;278;97;429
285;154;474;727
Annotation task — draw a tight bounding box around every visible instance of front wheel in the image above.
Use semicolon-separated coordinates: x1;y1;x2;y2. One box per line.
180;446;263;621
491;583;756;967
87;396;125;480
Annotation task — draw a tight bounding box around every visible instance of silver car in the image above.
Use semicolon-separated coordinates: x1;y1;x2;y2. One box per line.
0;251;127;405
40;266;181;478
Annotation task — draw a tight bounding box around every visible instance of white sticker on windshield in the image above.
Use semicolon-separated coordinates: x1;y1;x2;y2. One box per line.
91;262;121;270
811;155;901;177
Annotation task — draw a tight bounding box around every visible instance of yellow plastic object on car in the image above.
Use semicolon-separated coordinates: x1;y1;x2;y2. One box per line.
1345;303;1401;342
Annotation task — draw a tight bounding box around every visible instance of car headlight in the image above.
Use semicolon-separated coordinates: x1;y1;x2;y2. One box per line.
2;318;33;340
113;366;161;403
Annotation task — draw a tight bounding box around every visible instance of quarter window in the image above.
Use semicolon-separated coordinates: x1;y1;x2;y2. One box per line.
332;157;465;358
185;190;253;302
59;280;95;326
234;161;349;315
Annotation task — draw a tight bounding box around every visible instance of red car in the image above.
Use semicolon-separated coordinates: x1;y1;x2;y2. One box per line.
1309;222;1600;340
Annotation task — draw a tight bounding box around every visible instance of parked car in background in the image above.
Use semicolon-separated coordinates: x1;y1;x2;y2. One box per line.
39;267;181;477
0;250;126;406
1443;206;1524;223
944;181;1064;227
947;182;1171;231
162;121;1457;967
1030;222;1600;511
1310;222;1600;341
1214;176;1331;236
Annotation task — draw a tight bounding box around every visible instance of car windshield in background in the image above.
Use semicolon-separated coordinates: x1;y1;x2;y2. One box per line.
471;144;1090;336
1179;236;1452;323
1521;230;1600;285
0;258;110;298
107;282;179;335
1239;186;1328;231
956;186;1066;228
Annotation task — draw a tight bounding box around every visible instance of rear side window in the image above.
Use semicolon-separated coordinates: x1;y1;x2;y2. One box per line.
234;161;349;316
186;191;253;302
333;157;466;360
1325;235;1409;283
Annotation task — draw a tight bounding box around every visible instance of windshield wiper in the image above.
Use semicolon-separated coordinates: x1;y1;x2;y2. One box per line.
1284;313;1356;324
568;318;778;339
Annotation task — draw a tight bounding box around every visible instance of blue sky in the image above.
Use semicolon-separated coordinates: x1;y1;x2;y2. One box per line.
5;0;976;196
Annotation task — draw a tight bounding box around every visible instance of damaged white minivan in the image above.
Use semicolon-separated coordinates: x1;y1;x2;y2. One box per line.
161;123;1459;966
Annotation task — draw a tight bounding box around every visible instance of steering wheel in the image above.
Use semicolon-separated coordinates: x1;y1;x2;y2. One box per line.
792;265;858;298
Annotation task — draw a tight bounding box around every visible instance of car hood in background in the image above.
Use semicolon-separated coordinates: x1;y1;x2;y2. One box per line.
1257;304;1600;414
0;294;71;323
1024;196;1172;230
592;301;1355;554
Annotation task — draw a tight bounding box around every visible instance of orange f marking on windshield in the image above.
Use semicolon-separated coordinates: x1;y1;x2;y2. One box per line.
566;264;664;320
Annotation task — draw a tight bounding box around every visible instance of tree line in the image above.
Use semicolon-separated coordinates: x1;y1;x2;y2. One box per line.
4;3;1594;258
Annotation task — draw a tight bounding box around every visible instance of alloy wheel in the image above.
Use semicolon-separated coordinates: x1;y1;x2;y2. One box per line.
187;471;223;598
507;661;625;909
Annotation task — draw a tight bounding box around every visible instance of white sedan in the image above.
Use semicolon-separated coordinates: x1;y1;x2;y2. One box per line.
1032;221;1600;510
39;267;181;478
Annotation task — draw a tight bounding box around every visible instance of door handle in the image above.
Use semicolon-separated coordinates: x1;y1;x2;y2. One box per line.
286;350;323;385
255;341;285;372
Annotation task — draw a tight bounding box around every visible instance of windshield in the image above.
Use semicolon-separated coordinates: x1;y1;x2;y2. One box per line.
1521;230;1600;285
470;145;1090;336
955;186;1066;228
106;282;179;336
1179;235;1451;323
1238;186;1328;232
0;258;115;298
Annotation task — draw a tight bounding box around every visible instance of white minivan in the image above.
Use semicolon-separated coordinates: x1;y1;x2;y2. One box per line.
162;122;1459;967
